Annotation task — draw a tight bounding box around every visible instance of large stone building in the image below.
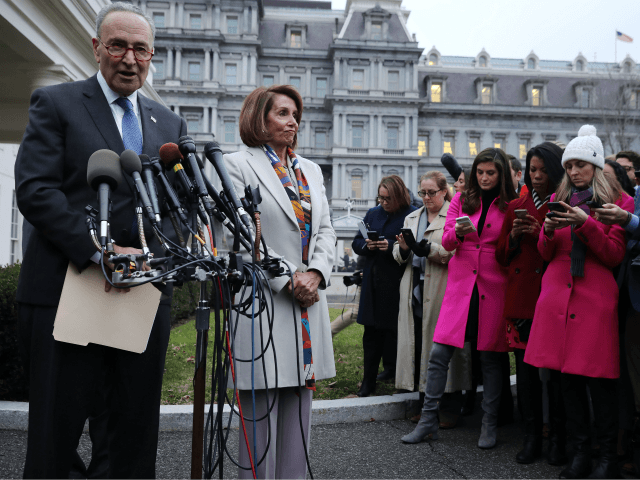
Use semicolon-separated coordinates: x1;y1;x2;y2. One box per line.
1;0;639;265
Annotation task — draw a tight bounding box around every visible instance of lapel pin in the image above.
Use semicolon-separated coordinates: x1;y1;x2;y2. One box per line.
150;116;157;123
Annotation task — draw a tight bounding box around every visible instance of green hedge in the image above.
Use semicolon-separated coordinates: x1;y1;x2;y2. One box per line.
0;262;197;401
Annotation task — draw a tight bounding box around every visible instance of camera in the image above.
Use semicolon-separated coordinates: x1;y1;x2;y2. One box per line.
343;270;363;287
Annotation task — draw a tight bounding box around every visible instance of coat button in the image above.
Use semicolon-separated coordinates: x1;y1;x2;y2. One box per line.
473;269;477;274
481;294;485;299
535;268;541;274
570;314;576;319
515;268;520;274
476;245;480;249
487;224;491;228
567;283;571;288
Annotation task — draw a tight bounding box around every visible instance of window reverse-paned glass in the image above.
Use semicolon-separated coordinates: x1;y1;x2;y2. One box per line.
154;61;164;79
187;118;200;132
581;89;590;108
431;83;442;103
352;125;363;148
263;75;274;87
290;31;302;48
469;142;478;157
153;12;165;28
387;126;398;149
418;135;429;156
371;22;382;40
290;76;301;90
316;78;327;98
190;15;201;30
189;62;201;81
226;64;237;84
351;175;363;198
519;143;528;159
315;130;326;149
224;121;235;143
443;141;453;155
532;88;540;106
481;85;492;104
352;69;364;90
227;16;238;34
388;71;399;91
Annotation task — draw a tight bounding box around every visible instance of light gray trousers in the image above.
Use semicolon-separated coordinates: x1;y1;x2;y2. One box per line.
238;387;312;479
423;342;503;417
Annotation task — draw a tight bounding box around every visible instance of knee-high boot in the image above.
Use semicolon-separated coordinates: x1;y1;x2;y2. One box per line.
547;369;568;466
588;379;620;479
515;350;543;463
559;374;592;479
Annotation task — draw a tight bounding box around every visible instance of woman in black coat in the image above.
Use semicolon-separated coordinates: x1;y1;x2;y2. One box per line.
353;175;417;396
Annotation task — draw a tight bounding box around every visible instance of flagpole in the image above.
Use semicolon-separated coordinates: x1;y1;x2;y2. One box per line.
615;29;617;64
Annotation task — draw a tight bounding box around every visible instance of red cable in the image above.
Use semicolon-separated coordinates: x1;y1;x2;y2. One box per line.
218;278;257;480
207;225;216;256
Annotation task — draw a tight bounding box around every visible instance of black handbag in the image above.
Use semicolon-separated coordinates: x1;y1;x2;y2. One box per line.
514;318;533;342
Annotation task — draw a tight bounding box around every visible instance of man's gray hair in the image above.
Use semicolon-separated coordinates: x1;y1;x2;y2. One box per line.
96;2;156;44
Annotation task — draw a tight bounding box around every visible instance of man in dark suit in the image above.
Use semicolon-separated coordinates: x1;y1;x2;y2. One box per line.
14;3;187;477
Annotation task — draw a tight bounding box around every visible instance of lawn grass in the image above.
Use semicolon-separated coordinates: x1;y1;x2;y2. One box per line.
161;308;516;404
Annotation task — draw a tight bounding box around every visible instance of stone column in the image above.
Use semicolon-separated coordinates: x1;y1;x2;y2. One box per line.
333;113;340;145
204;106;210;133
279;66;285;84
378;60;383;82
175;47;182;80
305;120;311;147
166;47;174;78
250;54;256;85
214;5;220;30
169;2;176;27
251;6;258;34
413;115;418;150
243;7;249;34
242;52;248;84
213;50;219;82
203;48;211;81
174;105;180;116
305;68;311;96
411;163;418;190
340;164;347;197
333;58;340;88
342;114;347;147
139;0;146;13
369;61;375;90
375;164;382;188
369;115;374;148
405;64;411;90
413;62;419;91
404;116;410;149
211;106;218;137
177;2;184;29
378;116;383;148
206;3;213;29
332;162;339;202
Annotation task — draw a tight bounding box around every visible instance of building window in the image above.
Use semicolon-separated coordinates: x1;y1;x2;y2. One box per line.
519;143;528;159
371;21;382;40
581;89;590;108
153;12;165;28
188;62;201;81
227;16;238;34
352;69;364;90
387;126;398;149
388;71;399;91
494;142;501;149
443;141;453;155
630;90;639;109
469;142;478;157
418;135;429;156
11;190;19;265
352;125;363;148
290;31;302;48
315;130;326;149
225;64;237;84
190;14;202;30
187;118;200;132
481;85;492;104
290;76;301;90
576;60;584;71
154;60;164;79
351;175;363;198
224;120;235;143
263;75;274;87
478;56;487;68
623;62;632;74
429;54;438;66
431;83;442;103
532;88;540;106
316;78;327;98
527;58;535;69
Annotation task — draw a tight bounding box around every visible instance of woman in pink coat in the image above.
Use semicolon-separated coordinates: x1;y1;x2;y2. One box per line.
524;125;630;479
402;148;517;448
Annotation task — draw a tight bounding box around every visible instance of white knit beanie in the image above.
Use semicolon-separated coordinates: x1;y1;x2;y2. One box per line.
561;125;604;169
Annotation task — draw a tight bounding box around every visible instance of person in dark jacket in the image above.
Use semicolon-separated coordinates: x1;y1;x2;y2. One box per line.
495;142;567;465
353;175;416;396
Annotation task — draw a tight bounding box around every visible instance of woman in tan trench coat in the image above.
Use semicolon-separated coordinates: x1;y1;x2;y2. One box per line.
393;171;471;424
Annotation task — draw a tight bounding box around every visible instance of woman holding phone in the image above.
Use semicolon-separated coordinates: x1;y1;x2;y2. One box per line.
525;125;629;479
402;148;517;448
495;142;567;465
352;175;416;397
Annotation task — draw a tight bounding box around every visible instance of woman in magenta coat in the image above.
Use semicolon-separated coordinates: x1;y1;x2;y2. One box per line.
524;125;630;479
402;148;517;448
496;142;567;466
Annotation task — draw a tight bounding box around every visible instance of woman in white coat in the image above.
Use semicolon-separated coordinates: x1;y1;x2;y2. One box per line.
224;85;336;479
394;172;471;426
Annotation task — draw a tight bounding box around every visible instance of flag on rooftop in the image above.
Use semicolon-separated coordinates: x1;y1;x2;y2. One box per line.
616;31;633;43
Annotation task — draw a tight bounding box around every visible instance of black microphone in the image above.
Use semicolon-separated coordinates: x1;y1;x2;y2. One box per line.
140;154;162;224
441;153;462;181
203;141;252;228
159;143;194;198
120;150;156;226
150;156;190;227
178;136;208;198
193;153;234;221
87;149;123;249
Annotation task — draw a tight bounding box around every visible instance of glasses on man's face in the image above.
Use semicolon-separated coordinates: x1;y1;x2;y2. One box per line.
622;165;635;173
418;189;442;198
99;39;154;61
377;195;391;203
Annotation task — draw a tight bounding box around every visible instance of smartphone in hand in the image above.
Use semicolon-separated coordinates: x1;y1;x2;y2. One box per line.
367;231;380;241
547;202;565;212
456;216;477;231
515;209;528;220
585;200;603;209
400;228;417;245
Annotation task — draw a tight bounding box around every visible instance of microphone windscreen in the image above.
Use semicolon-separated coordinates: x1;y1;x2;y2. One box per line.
204;141;221;155
139;154;151;166
120;149;142;175
87;149;122;191
440;153;462;180
159;143;183;167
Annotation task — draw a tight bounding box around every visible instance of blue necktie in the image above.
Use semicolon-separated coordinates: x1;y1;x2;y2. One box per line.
114;97;143;155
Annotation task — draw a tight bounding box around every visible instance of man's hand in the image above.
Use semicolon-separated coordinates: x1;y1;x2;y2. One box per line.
103;245;148;293
593;204;629;226
286;270;323;308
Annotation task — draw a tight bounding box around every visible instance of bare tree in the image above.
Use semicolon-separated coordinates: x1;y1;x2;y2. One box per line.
599;67;640;155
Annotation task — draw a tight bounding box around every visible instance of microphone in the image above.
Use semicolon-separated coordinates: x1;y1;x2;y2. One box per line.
140;154;162;224
150;156;190;227
120;149;156;226
159;143;194;199
178;136;208;198
203;141;252;228
87;149;123;250
193;152;234;221
441;153;462;181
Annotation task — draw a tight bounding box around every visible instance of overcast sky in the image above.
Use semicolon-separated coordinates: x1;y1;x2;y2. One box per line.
331;0;639;64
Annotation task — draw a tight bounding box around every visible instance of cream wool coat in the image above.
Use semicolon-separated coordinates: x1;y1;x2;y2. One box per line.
223;147;337;390
393;203;472;393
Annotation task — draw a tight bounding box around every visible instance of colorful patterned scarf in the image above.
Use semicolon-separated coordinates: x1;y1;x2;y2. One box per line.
569;187;593;277
263;144;315;391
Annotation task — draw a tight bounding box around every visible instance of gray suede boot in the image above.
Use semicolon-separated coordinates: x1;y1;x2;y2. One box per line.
478;413;498;449
401;411;439;443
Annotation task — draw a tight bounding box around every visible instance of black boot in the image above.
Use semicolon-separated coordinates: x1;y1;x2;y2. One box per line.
559;433;592;479
548;370;568;466
514;350;543;464
588;415;620;478
517;435;543;464
357;378;376;397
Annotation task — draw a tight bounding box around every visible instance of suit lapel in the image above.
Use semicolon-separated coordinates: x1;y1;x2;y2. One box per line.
139;94;160;156
245;147;298;228
82;75;125;154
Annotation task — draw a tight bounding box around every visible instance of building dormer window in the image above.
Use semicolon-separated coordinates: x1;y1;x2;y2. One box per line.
576;60;584;71
532;88;540;106
623;61;632;74
371;22;382;40
429;54;438;66
431;83;442;102
285;23;308;48
481;85;492;104
527;58;535;69
474;76;498;105
573;81;596;108
290;31;302;48
362;5;391;41
479;56;487;68
524;79;549;107
425;74;447;103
